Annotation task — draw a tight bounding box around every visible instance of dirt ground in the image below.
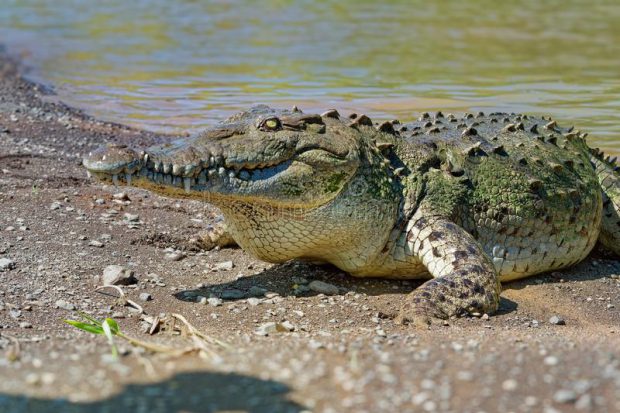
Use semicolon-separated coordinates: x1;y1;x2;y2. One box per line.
0;53;619;413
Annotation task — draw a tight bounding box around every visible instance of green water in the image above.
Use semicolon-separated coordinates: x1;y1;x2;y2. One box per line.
1;0;619;154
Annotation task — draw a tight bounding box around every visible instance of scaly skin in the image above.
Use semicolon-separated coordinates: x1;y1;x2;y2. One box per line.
83;105;620;326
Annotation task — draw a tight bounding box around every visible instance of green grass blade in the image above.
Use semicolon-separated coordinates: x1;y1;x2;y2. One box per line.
102;319;119;358
104;318;120;335
64;320;104;335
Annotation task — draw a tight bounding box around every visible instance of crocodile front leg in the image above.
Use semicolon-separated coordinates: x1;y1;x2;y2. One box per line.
395;214;501;327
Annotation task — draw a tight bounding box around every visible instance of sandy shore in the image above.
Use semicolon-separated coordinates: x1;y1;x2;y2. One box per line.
0;53;619;413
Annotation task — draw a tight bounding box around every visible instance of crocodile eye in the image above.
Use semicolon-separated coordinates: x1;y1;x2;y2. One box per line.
257;117;282;132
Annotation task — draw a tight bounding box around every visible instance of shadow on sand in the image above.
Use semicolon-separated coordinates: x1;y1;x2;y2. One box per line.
0;371;306;413
174;251;619;318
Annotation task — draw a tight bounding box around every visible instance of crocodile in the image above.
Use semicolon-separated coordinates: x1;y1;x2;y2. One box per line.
83;105;620;326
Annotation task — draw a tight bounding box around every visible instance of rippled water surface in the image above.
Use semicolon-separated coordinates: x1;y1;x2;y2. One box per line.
1;0;619;153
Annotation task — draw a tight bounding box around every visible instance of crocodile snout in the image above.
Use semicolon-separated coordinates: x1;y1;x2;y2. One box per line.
83;143;143;185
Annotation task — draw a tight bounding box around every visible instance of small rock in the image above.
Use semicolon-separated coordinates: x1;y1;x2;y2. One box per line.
214;261;234;271
197;296;208;305
123;213;139;222
102;265;137;286
113;192;130;201
165;251;185;262
553;389;577;404
0;258;15;272
207;297;223;307
501;379;518;391
88;240;104;248
247;297;261;306
544;356;559;366
256;322;278;336
5;226;15;231
95;198;105;205
50;202;61;210
549;315;566;325
575;393;592;410
139;293;152;302
55;300;75;311
308;280;339;295
255;322;292;336
280;320;295;331
19;322;32;329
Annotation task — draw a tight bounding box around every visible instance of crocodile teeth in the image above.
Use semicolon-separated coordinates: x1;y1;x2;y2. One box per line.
172;164;184;176
184;177;191;193
112;174;119;186
125;173;132;185
218;167;226;177
228;171;237;179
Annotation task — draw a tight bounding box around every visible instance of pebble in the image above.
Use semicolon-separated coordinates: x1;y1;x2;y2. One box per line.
0;258;15;272
207;297;223;307
255;321;293;336
247;297;261;306
50;202;61;210
113;192;130;201
102;265;136;285
544;356;559;366
214;261;234;271
19;322;32;329
138;293;152;302
575;393;592;410
549;315;566;325
55;300;75;311
501;379;518;391
553;389;577;404
88;240;104;248
308;280;340;295
197;296;208;305
255;322;278;336
165;251;185;262
123;213;139;222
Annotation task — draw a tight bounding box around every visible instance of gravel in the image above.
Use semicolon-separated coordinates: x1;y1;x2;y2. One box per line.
164;251;185;261
214;260;234;271
207;297;223;307
0;258;15;271
55;299;76;311
102;265;137;285
308;280;340;295
549;315;566;325
553;389;578;404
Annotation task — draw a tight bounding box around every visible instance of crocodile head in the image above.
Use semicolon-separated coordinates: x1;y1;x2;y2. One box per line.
84;105;402;269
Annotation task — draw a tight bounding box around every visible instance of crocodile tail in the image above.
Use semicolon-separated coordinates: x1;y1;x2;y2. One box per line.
590;148;620;255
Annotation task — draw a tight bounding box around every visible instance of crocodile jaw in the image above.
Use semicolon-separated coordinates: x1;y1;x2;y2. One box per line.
83;140;359;210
